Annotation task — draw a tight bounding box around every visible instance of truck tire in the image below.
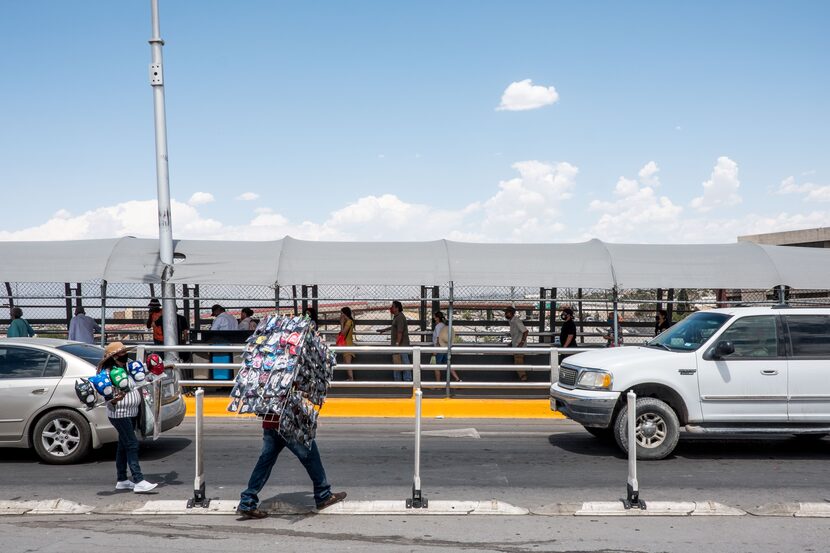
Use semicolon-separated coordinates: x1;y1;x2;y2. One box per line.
32;409;92;465
614;397;680;460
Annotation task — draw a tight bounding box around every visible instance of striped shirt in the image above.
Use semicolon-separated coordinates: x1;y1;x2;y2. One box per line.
107;380;142;419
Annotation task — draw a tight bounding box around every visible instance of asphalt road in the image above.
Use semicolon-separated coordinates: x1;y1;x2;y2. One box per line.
3;417;830;510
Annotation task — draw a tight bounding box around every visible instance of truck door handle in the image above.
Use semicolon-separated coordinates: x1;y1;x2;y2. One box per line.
761;370;778;376
31;388;48;395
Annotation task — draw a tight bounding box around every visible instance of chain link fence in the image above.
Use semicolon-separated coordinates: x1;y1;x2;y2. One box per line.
3;280;828;346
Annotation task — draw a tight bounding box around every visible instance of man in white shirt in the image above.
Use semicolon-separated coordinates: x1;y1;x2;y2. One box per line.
210;304;238;331
505;307;528;381
68;307;100;344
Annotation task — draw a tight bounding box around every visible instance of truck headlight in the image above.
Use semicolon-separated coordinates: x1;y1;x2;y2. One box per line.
576;370;613;390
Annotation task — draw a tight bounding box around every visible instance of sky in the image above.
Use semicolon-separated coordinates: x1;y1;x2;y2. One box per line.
0;0;828;244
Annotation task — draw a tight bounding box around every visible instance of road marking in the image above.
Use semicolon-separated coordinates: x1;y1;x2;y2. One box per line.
185;396;565;419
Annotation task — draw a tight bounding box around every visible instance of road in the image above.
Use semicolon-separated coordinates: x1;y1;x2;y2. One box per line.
3;418;830;552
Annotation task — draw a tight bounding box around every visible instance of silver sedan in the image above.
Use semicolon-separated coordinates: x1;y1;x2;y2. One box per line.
0;338;186;464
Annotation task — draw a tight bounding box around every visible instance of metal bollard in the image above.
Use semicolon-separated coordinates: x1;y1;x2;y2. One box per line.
622;389;646;509
407;347;428;508
187;387;210;508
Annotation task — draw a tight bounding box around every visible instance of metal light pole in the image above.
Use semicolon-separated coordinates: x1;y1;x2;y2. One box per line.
149;0;178;364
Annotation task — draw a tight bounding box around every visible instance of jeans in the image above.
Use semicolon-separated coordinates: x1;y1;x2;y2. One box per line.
392;352;412;382
110;416;143;483
239;429;331;511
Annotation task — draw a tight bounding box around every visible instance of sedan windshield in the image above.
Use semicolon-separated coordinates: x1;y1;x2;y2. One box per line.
647;311;731;352
56;343;105;367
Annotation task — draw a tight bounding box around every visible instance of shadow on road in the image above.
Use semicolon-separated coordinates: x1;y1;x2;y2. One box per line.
547;431;830;461
0;437;192;466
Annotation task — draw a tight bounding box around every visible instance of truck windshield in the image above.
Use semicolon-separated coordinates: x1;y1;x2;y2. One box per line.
647;312;731;352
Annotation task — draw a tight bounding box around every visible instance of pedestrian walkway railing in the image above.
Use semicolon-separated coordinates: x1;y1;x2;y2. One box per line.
136;343;595;510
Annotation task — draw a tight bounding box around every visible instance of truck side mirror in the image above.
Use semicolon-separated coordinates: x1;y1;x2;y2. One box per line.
714;341;735;358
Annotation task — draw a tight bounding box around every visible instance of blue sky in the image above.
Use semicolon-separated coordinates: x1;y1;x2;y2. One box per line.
1;0;828;243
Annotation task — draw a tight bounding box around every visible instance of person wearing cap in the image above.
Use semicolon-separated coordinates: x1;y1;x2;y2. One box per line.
99;342;157;494
146;299;163;345
68;307;100;344
7;307;36;338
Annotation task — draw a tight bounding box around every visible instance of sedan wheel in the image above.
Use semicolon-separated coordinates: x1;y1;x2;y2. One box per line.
32;409;91;464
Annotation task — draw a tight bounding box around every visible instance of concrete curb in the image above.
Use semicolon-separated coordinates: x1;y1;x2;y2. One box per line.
11;498;830;517
749;502;830;517
322;500;528;515
532;501;745;516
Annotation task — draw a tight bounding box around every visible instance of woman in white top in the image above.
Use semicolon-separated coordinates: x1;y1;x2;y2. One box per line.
99;342;157;494
431;312;460;383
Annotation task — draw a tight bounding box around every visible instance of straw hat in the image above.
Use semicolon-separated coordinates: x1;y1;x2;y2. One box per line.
97;341;135;369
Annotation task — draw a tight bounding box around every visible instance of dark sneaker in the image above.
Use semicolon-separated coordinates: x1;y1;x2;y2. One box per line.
316;491;347;511
236;507;269;520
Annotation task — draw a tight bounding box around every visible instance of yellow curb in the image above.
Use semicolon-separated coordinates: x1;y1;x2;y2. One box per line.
185;396;564;419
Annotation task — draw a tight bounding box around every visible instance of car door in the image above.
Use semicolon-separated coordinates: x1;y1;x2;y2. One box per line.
783;314;830;421
0;346;63;441
696;315;787;422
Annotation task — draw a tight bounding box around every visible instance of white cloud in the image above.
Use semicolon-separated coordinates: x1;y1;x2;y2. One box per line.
2;159;825;246
235;192;260;201
690;156;741;212
496;79;559;112
188;192;215;206
588;162;682;242
776;176;830;202
637;161;660;187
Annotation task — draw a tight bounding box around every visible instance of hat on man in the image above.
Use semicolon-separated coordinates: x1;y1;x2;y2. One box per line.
148;298;161;309
97;341;135;369
562;307;574;317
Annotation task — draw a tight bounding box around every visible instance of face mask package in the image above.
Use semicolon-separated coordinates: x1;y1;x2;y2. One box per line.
227;314;336;447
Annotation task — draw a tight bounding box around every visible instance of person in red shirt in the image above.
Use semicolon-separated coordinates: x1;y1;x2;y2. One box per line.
236;416;346;519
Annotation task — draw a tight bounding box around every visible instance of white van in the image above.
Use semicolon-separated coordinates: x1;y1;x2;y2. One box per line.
550;307;830;459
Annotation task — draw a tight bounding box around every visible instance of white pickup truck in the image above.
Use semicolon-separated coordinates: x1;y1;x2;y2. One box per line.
550;306;830;459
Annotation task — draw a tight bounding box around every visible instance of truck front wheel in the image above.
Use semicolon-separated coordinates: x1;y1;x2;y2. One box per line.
613;397;680;460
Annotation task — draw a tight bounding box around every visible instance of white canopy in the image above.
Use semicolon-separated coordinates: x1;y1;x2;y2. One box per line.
1;236;828;289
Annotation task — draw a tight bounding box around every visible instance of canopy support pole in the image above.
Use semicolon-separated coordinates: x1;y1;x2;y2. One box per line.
445;281;454;398
612;287;620;347
100;280;107;347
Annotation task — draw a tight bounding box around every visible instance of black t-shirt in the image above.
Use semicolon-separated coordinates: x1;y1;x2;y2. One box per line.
559;319;577;347
154;314;190;340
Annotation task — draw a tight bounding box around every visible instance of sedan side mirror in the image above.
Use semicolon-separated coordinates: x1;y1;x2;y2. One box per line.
713;341;735;359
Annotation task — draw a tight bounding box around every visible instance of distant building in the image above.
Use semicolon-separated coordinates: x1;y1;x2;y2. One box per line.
738;227;830;248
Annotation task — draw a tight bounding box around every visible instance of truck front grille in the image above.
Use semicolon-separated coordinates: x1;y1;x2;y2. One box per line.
559;366;577;387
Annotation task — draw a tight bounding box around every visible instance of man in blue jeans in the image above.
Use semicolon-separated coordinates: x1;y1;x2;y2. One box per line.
236;418;346;519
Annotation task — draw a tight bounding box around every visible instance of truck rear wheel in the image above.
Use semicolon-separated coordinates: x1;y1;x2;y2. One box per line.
614;397;680;460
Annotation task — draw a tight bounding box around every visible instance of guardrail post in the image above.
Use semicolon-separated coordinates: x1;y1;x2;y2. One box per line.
550;346;559;384
187;387;210;508
622;389;645;510
407;347;428;508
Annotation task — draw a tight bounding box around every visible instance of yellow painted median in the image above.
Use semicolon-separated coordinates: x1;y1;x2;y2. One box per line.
185;396;564;419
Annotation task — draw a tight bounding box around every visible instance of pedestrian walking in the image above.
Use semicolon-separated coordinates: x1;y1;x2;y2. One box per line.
98;342;157;494
557;306;577;364
238;307;257;331
304;307;319;330
655;309;671;336
210;304;238;331
377;301;411;381
432;311;460;382
68;307;101;344
505;307;528;381
146;299;163;345
337;307;356;381
604;312;624;347
7;307;35;338
236;416;347;519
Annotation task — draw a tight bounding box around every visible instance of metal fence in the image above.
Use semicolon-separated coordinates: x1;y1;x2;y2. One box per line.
3;281;828;348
